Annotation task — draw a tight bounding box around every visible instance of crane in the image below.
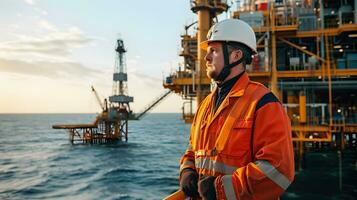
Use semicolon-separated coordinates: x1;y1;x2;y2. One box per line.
91;86;107;111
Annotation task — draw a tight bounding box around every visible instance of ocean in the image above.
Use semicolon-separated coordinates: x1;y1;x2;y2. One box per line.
0;113;356;199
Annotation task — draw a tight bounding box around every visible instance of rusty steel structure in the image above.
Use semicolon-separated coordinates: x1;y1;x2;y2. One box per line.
53;38;174;144
53;39;133;144
163;0;357;169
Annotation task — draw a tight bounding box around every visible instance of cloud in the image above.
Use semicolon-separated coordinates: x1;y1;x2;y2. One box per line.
34;7;48;16
0;25;91;62
124;58;163;87
0;18;97;81
24;0;35;5
130;71;161;82
38;19;56;31
9;24;20;30
0;58;100;79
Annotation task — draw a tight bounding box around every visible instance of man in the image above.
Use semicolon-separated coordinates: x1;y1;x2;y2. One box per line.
179;19;295;200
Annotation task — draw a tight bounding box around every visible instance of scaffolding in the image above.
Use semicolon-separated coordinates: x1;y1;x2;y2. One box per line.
163;0;357;168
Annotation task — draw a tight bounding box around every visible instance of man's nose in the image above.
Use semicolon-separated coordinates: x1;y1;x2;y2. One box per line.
204;53;210;62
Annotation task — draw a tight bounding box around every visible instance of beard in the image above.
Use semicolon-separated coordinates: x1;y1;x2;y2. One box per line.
206;63;219;81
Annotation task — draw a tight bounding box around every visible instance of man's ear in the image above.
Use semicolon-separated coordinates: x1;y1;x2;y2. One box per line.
231;49;243;62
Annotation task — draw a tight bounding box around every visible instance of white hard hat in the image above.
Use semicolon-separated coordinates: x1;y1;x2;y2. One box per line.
200;19;257;53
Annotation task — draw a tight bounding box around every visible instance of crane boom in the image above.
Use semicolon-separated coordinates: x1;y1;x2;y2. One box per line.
91;86;105;111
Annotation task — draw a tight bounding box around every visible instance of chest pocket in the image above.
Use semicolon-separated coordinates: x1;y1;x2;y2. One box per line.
221;119;253;157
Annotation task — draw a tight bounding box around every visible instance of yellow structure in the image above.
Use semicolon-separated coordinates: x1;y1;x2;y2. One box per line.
164;0;357;165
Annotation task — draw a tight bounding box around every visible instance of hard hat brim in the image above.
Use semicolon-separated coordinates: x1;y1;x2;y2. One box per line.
200;40;209;50
200;40;224;50
200;40;258;55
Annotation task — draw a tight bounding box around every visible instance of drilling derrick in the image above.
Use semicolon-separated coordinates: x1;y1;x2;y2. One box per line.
109;39;134;113
53;38;173;143
53;38;134;143
107;39;133;141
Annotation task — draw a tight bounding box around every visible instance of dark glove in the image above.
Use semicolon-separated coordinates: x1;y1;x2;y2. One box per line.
198;175;217;200
179;168;199;198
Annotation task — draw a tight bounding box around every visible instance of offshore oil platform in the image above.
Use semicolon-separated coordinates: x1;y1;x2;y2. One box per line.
163;0;357;169
53;39;171;144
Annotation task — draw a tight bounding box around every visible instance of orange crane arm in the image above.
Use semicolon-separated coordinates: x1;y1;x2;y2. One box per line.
91;86;105;111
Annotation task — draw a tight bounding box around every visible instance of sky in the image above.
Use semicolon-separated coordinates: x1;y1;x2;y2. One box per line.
0;0;201;113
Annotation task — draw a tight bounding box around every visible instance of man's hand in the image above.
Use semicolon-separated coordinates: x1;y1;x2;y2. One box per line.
179;168;199;197
198;175;217;200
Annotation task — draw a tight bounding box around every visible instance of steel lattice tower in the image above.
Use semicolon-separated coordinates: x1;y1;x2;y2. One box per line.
109;39;133;111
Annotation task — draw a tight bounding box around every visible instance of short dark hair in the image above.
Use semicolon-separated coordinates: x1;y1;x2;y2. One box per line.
226;42;253;65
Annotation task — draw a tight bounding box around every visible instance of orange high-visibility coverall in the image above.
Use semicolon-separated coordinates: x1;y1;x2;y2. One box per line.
180;72;294;200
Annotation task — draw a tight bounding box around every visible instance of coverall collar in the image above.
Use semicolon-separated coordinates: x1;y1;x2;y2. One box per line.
214;72;245;112
225;71;250;98
209;71;250;123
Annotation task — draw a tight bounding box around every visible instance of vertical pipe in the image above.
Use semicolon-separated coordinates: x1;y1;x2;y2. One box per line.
271;29;279;98
287;91;295;120
190;97;193;115
264;33;269;71
325;35;333;127
196;0;210;106
270;1;279;98
192;66;196;92
321;105;326;124
299;91;307;123
319;0;325;63
342;110;346;150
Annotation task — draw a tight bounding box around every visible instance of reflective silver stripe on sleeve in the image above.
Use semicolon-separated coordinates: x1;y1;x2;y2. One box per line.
195;157;237;174
255;160;291;190
180;160;195;171
222;175;237;200
195;150;206;156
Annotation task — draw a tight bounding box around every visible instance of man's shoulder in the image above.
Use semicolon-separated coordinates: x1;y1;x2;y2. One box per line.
255;92;281;112
246;81;279;112
249;80;269;91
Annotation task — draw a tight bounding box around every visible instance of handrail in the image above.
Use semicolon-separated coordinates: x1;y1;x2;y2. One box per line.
163;190;186;200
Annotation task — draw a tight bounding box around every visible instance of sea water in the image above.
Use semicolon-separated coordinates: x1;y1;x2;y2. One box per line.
0;114;356;199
